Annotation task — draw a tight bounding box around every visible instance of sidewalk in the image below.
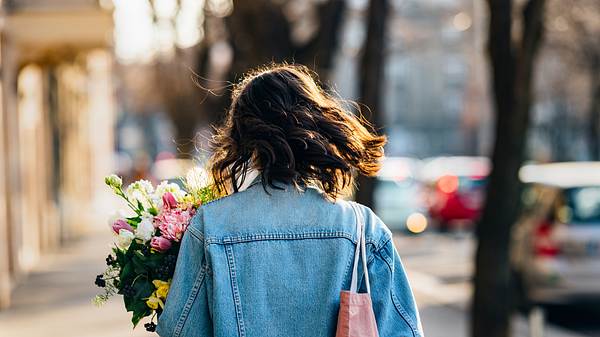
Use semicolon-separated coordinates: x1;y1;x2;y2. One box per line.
0;231;149;337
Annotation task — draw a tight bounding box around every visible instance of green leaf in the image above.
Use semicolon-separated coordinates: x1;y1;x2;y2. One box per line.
132;256;148;274
123;291;134;311
126;217;141;226
134;249;147;260
120;262;134;282
129;299;152;328
144;253;163;270
148;207;158;216
127;241;143;257
134;278;154;299
114;245;125;260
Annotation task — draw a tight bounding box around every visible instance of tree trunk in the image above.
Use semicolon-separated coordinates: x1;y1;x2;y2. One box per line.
588;61;600;160
298;0;347;80
355;0;389;208
172;108;200;157
471;1;545;337
225;0;346;82
196;0;347;124
161;0;347;159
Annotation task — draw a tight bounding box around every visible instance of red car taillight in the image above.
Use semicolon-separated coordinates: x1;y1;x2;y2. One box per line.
437;175;459;194
533;222;560;257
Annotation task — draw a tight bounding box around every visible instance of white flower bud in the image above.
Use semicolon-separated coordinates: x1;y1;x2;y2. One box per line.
116;229;135;250
104;174;123;189
135;217;155;242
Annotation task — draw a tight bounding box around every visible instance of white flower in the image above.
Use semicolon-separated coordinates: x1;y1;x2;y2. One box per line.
126;189;148;209
126;180;156;210
185;167;209;194
116;229;135;250
130;180;154;195
135;216;155;242
153;181;186;209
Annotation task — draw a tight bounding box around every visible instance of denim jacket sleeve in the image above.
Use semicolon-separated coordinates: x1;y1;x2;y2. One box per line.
369;237;423;337
157;214;212;337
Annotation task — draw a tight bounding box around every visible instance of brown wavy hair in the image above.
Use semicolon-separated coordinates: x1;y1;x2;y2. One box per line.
209;64;386;200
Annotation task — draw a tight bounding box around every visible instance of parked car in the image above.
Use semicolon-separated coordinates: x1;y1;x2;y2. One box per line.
373;157;428;233
512;162;600;305
421;156;490;231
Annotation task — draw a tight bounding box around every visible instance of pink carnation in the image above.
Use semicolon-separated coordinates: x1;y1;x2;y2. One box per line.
154;207;195;242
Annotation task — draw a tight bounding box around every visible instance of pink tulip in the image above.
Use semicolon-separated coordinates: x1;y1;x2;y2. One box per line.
112;219;133;234
162;192;178;210
150;236;172;252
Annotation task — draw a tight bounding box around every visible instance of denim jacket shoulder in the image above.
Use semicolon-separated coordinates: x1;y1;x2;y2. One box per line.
157;182;423;337
194;183;391;248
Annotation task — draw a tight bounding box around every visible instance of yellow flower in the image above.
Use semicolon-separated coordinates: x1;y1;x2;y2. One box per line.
152;279;171;300
178;194;197;209
146;291;164;310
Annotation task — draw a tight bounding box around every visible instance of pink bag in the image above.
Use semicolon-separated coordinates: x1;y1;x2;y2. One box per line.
336;203;380;337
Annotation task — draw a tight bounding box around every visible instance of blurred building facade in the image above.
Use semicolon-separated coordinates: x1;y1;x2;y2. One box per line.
0;0;114;309
384;0;491;157
334;0;491;159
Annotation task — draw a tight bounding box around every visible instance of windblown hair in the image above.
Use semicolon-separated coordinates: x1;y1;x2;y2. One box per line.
209;64;387;200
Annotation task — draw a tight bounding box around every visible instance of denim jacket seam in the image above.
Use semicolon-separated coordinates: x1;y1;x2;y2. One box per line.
205;231;355;245
391;292;419;337
377;249;419;336
187;226;204;241
173;263;208;337
341;240;358;289
225;244;246;337
374;235;393;254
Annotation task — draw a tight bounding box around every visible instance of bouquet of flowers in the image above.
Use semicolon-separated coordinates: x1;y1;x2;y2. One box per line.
93;168;219;332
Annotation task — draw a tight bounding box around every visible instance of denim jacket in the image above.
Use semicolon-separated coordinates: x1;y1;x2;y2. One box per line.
157;181;423;337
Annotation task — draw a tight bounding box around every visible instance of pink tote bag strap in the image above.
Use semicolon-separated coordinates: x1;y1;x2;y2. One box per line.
349;202;370;294
336;202;380;337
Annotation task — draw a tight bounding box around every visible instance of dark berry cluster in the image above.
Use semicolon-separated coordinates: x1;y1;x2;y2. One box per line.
163;255;176;269
121;284;136;297
95;274;106;288
144;322;157;332
105;254;116;266
153;265;172;280
153;255;176;280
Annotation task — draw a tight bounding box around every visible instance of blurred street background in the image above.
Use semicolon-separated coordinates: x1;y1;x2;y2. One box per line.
0;0;599;336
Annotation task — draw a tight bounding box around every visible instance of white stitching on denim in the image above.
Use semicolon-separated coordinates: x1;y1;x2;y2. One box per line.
225;244;246;337
378;246;419;336
206;231;369;245
341;239;357;290
391;292;419;337
173;263;208;337
187;226;204;240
